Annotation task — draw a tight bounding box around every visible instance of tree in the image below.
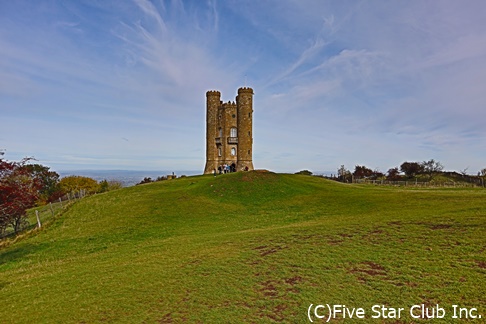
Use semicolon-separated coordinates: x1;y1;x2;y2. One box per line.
59;176;100;195
353;165;374;179
22;163;62;203
137;177;153;185
0;158;41;234
98;179;123;192
295;170;313;176
480;168;486;187
386;167;402;181
338;165;352;182
421;159;443;180
400;161;424;178
371;169;385;180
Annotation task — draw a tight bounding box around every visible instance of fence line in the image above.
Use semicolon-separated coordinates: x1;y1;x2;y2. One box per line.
353;179;481;187
0;189;88;240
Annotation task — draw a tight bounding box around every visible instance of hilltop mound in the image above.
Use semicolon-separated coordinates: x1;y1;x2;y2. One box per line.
0;173;485;322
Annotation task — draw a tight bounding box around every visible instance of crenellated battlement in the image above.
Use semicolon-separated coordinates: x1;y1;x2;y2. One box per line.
222;101;237;108
206;90;221;97
238;87;253;94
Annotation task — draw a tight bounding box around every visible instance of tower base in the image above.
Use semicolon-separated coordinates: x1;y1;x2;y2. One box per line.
204;160;217;174
237;160;254;172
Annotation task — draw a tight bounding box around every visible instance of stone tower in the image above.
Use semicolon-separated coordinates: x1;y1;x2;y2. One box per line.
204;87;254;174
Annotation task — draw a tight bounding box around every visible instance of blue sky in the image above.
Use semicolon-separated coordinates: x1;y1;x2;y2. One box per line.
1;1;486;174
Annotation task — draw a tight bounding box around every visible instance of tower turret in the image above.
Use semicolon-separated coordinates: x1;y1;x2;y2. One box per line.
204;90;221;174
236;87;254;171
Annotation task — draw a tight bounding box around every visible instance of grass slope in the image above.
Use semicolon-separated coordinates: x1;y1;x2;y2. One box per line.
1;171;485;323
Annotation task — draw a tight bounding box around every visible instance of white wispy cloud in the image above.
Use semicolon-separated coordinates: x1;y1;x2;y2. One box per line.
133;0;167;31
267;37;329;87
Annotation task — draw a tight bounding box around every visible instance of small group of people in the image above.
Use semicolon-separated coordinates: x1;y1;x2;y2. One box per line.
217;163;235;174
213;164;250;176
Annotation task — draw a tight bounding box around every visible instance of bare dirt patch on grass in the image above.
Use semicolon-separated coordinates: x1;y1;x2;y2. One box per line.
350;261;387;283
429;224;453;230
476;261;486;269
253;244;287;257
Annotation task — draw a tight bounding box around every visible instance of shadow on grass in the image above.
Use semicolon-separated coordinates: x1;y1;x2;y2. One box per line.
0;241;48;266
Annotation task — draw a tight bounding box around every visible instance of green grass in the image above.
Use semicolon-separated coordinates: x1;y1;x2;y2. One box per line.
0;171;485;323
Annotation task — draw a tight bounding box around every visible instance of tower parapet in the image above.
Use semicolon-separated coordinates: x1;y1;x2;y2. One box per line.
206;90;221;96
237;87;254;93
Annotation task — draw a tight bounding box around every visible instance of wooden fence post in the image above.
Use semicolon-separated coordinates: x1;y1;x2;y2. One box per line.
35;210;41;228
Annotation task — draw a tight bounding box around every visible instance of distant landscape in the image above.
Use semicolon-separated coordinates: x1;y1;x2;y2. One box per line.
58;170;201;187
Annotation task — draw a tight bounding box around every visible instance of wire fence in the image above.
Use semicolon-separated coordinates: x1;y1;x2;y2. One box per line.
353;179;483;187
0;189;88;240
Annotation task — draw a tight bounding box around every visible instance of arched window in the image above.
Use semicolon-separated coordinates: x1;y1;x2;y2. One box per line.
219;128;223;137
231;147;236;156
218;147;222;156
230;127;237;137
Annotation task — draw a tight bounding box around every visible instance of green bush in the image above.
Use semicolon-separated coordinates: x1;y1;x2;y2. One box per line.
295;169;313;175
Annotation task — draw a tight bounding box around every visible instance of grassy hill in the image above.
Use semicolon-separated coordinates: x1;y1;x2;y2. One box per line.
1;171;485;323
